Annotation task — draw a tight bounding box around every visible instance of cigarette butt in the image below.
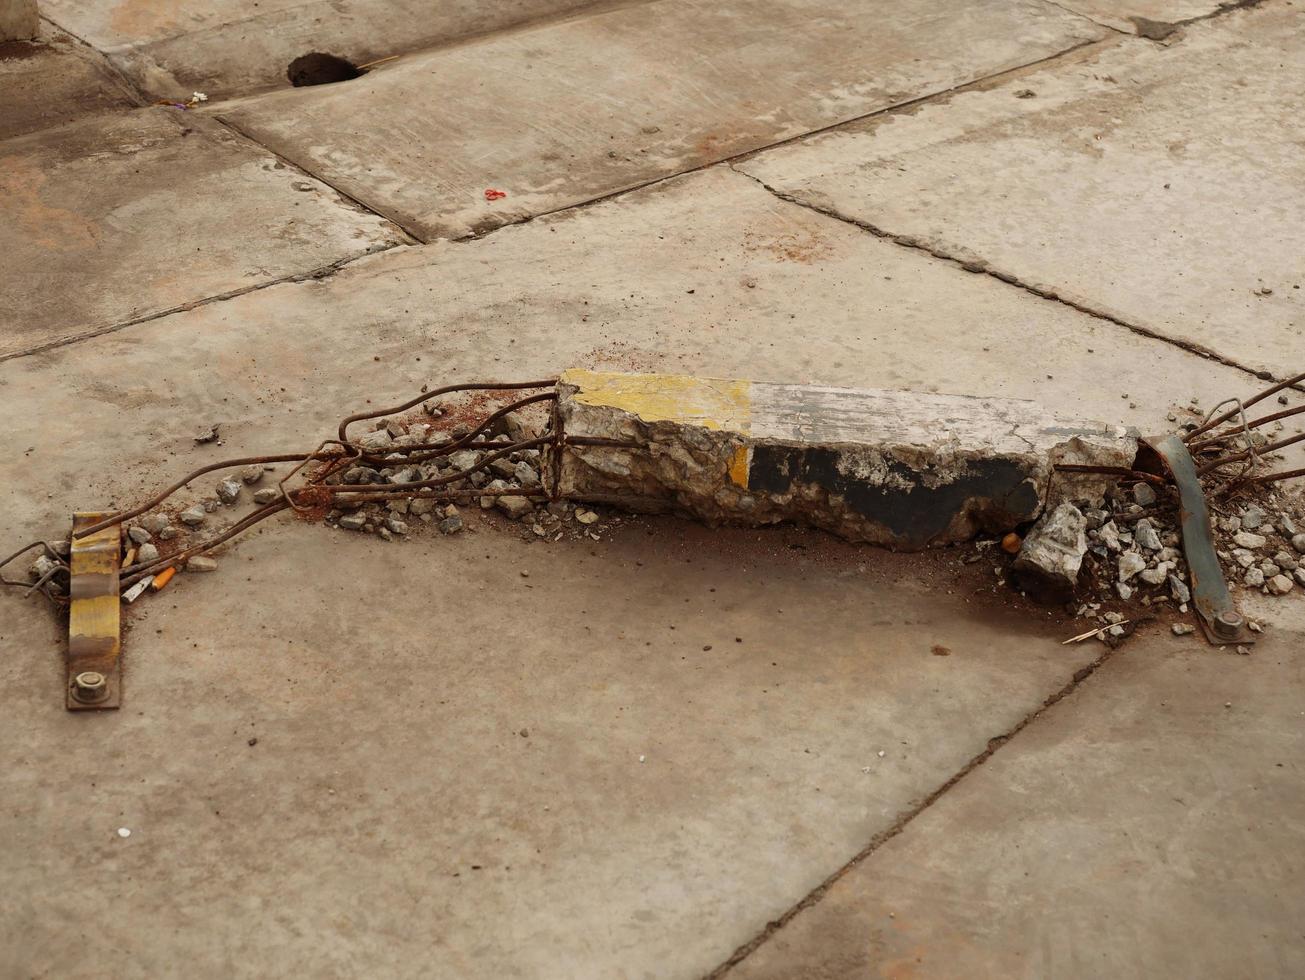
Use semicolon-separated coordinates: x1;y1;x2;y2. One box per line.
122;577;153;603
123;547;137;567
151;566;176;590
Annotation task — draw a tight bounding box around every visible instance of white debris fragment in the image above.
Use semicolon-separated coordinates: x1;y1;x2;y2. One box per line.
121;577;154;603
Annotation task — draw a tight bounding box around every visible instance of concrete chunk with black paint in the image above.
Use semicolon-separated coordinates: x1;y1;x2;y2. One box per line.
550;370;1136;550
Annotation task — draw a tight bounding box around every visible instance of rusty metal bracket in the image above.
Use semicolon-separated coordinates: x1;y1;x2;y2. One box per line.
1139;434;1253;646
66;513;122;711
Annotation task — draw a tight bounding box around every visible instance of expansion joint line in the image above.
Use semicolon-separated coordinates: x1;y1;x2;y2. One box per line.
705;642;1124;978
728;164;1291;388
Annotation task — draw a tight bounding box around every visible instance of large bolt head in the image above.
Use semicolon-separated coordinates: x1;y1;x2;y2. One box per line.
72;671;109;703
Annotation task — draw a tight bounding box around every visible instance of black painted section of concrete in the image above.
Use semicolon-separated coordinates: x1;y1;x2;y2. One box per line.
748;445;1040;548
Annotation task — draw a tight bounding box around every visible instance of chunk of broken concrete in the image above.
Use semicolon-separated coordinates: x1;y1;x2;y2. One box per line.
187;556;218;572
548;370;1135;549
179;506;206;527
216;478;242;504
1011;502;1087;601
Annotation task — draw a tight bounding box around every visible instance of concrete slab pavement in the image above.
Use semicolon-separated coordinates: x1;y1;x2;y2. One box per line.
738;3;1305;377
0;29;135;141
216;0;1105;239
0;515;1112;978
724;616;1305;979
0;110;405;358
0;166;1261;540
41;0;609;100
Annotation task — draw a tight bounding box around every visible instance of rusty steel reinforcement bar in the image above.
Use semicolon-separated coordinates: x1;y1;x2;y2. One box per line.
1140;434;1253;646
1184;369;1305;442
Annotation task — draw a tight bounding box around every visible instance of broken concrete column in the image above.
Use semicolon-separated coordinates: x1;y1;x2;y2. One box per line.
1011;502;1089;601
0;0;39;41
549;370;1136;549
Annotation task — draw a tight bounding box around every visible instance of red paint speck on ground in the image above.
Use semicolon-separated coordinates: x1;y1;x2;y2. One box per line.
484;188;507;201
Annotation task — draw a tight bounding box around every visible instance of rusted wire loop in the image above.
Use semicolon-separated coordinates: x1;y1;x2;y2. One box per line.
278;440;360;514
22;563;69;599
0;539;65;586
337;379;558;444
1187;401;1305;453
1184;369;1305;442
74;452;324;539
1195;429;1305;477
1051;464;1170;487
121;501;290;589
357;391;559;466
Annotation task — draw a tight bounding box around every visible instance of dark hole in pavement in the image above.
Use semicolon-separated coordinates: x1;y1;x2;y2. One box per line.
287;52;364;87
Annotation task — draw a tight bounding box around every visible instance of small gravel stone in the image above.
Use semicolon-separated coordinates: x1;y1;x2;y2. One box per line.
1099;521;1121;552
513;460;540;487
1292;532;1305;554
438;515;464;535
385;518;408;535
1134;519;1162;551
358;430;392;451
338;513;366;530
1240;504;1266;530
127;526;152;545
576;509;600;525
1171;623;1196;636
158;525;178;540
1279;514;1298;536
180;506;206;526
1118;551;1146;583
253;487;279;504
1260;561;1281;578
1267;573;1294;596
240;464;264;485
1233;531;1267;550
1132;482;1156;507
136;543;159;564
216;478;242;504
141;514;170;534
1243;567;1265;588
1294;568;1305;588
1138;566;1168;586
448;450;480;471
1116;582;1133;600
409;498;436;515
496;496;534;520
187;556;217;572
1168;574;1191;604
202;498;221;513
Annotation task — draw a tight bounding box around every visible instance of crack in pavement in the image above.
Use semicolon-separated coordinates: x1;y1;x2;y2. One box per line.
704;641;1125;978
728;165;1292;387
0;244;403;365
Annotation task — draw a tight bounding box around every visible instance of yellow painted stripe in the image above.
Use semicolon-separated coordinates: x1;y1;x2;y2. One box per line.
728;444;751;488
562;369;752;433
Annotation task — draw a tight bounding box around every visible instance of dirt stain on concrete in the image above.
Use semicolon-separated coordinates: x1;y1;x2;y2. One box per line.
0;158;100;251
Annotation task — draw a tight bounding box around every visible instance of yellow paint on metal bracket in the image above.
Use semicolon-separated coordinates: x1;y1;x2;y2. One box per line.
562;369;753;432
68;513;121;710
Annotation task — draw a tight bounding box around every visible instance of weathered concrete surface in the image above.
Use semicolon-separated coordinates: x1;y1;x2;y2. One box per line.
0;30;136;141
0;110;404;356
727;619;1305;979
0;0;37;41
43;0;609;100
1;507;1106;976
739;4;1305;376
1059;0;1232;35
217;0;1104;239
0;165;1253;472
554;370;1134;547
